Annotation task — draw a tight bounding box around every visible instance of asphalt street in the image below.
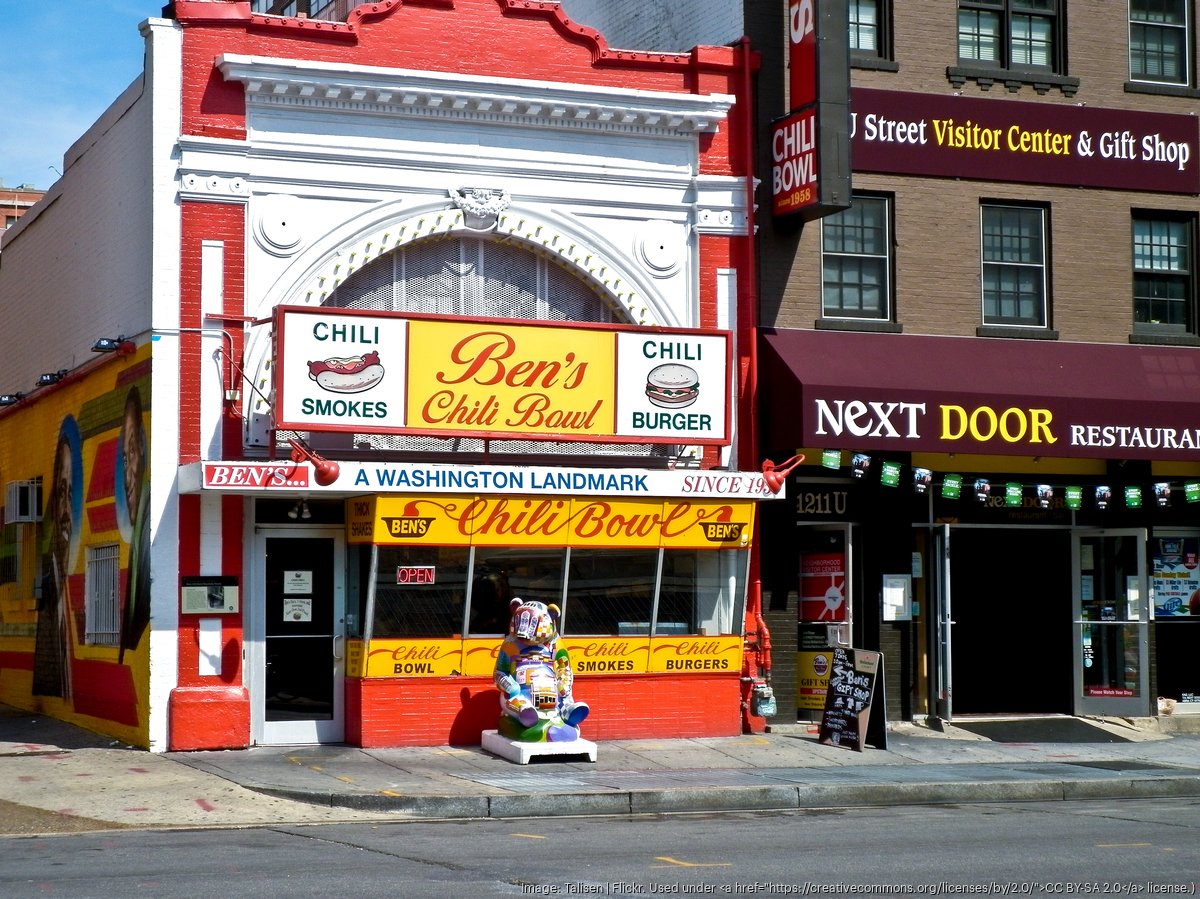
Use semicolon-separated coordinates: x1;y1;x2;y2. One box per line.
4;705;1200;834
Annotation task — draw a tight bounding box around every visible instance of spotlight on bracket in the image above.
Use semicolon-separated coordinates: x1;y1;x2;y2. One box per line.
36;370;67;388
0;393;23;406
92;336;135;355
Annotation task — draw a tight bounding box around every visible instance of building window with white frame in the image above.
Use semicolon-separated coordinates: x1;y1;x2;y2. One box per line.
821;195;893;321
958;1;1061;72
980;204;1048;327
85;544;120;647
1129;0;1191;85
1133;212;1195;333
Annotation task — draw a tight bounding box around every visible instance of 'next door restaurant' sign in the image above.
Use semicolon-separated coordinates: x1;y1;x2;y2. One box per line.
851;87;1200;194
273;306;731;445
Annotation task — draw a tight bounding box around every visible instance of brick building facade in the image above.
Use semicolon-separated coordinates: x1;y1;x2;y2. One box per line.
567;1;1200;727
0;0;773;751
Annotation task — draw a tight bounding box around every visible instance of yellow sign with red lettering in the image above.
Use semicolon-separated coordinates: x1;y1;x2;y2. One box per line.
648;635;742;674
364;639;464;678
405;319;616;437
347;495;754;549
357;636;740;678
275;306;730;445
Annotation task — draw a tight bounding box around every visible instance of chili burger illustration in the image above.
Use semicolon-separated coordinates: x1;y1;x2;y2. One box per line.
645;362;700;408
308;351;385;394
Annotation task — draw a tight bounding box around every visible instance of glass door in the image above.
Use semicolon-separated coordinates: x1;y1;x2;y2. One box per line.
796;525;853;720
933;524;953;723
1073;529;1149;717
251;529;346;744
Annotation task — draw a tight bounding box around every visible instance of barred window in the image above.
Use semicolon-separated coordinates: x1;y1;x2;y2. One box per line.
85;544;121;646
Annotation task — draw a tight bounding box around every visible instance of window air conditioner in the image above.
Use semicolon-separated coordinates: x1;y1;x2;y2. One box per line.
4;480;42;524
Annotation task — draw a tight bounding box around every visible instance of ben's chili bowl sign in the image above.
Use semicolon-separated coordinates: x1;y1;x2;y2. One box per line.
808;394;1200;461
273;306;730;445
362;636;740;678
348;495;756;549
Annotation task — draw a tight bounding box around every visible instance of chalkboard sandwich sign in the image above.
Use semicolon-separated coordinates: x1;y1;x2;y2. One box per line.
818;646;884;752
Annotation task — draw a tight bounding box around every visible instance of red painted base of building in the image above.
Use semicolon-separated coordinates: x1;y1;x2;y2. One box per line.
168;686;251;750
346;673;743;748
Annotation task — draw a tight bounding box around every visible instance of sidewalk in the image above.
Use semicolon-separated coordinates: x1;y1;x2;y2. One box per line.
4;704;1200;833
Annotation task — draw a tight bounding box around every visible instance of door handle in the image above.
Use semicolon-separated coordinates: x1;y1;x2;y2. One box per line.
333;635;345;661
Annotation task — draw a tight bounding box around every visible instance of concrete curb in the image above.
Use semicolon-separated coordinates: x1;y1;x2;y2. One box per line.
238;772;1200;820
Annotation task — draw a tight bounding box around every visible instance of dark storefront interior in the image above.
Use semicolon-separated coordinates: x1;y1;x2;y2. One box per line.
947;528;1072;715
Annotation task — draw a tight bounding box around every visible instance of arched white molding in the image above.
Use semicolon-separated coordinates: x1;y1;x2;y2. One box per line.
242;195;683;446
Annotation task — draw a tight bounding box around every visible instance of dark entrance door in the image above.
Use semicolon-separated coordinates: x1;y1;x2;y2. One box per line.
948;528;1072;715
259;532;344;744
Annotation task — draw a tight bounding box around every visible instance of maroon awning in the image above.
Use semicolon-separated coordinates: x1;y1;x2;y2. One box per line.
758;329;1200;461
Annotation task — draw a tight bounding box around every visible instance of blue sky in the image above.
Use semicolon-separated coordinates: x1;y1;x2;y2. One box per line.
1;2;149;191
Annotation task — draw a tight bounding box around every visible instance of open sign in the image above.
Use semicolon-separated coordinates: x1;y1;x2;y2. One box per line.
396;565;436;585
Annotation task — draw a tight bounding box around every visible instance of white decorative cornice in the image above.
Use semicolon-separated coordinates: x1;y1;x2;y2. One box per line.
179;171;250;203
216;54;734;135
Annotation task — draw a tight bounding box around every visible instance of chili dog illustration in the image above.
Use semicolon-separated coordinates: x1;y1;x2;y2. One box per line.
307;351;385;394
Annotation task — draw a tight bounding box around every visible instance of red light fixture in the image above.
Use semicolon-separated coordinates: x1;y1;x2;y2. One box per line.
288;438;341;487
761;454;805;494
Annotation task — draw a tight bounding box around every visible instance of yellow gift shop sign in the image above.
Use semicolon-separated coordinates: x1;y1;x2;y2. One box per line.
347;495;755;549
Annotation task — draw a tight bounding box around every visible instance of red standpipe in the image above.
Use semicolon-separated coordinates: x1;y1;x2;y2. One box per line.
735;34;772;734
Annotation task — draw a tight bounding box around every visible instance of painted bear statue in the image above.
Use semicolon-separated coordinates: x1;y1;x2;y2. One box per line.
493;598;590;741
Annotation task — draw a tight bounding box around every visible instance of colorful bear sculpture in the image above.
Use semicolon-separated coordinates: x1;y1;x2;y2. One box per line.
493;598;589;742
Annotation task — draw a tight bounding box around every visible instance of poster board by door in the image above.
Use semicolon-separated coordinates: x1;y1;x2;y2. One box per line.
818;646;887;752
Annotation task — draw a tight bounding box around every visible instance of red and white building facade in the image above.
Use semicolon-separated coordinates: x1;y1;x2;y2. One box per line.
0;0;772;751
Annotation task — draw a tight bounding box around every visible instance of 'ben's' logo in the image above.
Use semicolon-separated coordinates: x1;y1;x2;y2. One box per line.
701;522;745;542
383;517;435;538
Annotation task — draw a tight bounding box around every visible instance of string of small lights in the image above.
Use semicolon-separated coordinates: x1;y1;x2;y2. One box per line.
816;448;1199;510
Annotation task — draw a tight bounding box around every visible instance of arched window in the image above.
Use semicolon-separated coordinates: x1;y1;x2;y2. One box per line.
319;235;666;461
328;235;614;324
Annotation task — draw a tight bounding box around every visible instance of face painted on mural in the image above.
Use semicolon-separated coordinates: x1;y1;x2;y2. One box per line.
122;390;145;520
52;436;73;563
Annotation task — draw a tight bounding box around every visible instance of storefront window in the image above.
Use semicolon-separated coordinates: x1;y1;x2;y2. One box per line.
360;544;749;640
561;548;657;636
660;548;748;637
468;548;565;635
371;545;470;637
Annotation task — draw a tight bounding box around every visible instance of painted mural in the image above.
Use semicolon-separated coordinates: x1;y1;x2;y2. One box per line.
0;346;151;745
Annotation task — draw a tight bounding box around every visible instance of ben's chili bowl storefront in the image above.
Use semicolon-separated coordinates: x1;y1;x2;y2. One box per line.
177;308;780;748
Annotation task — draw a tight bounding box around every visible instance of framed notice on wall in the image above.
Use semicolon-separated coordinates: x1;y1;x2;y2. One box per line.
181;576;239;614
882;574;912;622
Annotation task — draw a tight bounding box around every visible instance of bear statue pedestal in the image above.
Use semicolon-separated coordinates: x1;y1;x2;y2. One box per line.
481;729;598;765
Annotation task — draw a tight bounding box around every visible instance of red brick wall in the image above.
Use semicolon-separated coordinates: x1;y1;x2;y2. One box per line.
171;201;249;749
353;673;742;747
174;0;743;176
